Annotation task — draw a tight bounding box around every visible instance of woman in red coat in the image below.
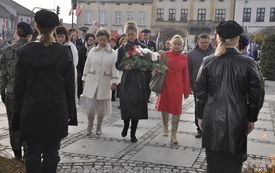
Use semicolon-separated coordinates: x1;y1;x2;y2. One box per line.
155;34;190;144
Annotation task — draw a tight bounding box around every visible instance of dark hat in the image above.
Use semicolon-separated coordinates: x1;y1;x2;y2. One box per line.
17;22;33;35
34;9;59;28
79;26;89;33
141;28;151;33
239;34;249;46
216;20;243;39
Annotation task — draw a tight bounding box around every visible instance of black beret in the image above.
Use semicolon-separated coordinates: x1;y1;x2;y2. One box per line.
141;28;151;33
34;9;59;28
239;34;249;46
216;20;243;39
17;22;33;35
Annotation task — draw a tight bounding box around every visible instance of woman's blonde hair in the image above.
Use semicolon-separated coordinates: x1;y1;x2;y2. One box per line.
35;24;55;47
214;35;239;56
123;21;138;34
171;34;184;46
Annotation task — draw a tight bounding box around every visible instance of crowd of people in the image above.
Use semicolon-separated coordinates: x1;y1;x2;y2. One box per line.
0;8;264;173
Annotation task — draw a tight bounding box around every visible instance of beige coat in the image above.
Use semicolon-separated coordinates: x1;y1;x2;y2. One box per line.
82;44;119;100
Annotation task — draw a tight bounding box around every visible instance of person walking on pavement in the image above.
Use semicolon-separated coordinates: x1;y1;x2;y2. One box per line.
0;22;33;161
80;28;118;135
195;20;262;173
140;29;156;103
77;33;96;98
116;21;148;142
155;35;190;144
12;9;76;173
187;33;215;138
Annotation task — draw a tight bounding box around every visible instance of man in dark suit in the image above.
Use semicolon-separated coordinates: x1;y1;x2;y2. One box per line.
140;29;156;102
76;26;89;50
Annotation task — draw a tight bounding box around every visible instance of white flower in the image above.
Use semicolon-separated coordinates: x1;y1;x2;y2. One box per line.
151;52;159;61
141;48;151;54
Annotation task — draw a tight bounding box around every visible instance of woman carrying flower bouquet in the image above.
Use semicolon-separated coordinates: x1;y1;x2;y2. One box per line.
116;21;148;142
155;35;190;144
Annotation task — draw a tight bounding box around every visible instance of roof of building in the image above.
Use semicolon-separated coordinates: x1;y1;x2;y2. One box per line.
0;0;34;16
0;4;10;18
79;0;152;3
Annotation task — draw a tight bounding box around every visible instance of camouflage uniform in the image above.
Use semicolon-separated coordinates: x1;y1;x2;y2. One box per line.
0;39;28;159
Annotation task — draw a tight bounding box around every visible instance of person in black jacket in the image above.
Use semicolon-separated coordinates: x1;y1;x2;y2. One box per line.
116;21;148;142
12;10;76;173
77;33;95;98
195;20;262;173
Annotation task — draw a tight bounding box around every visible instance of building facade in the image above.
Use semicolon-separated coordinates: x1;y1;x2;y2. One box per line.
77;0;153;37
234;0;275;33
0;0;33;38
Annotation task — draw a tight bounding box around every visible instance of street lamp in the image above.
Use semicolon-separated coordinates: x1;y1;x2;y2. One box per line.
242;0;249;29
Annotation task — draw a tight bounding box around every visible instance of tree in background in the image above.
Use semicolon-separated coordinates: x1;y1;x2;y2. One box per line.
259;33;275;81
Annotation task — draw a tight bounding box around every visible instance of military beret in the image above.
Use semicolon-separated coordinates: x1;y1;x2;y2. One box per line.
239;34;249;46
110;37;116;42
34;9;59;28
216;20;243;39
17;22;33;35
141;28;151;33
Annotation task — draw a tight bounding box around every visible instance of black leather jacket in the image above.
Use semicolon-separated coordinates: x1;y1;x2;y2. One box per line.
195;48;262;153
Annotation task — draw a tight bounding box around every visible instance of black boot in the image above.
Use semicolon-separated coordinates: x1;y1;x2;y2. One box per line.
13;149;22;161
111;90;116;101
130;120;139;142
121;120;130;137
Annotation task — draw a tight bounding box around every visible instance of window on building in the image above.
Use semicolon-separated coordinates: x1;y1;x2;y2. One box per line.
169;9;176;20
198;9;206;20
159;0;163;1
256;8;265;22
27;19;29;23
99;11;106;25
127;12;134;22
219;0;224;1
20;18;23;22
138;12;146;26
84;11;92;24
171;0;175;2
157;9;164;20
200;0;205;2
181;9;188;21
183;0;187;1
114;11;121;25
243;8;251;22
215;9;225;22
270;8;275;22
6;21;9;29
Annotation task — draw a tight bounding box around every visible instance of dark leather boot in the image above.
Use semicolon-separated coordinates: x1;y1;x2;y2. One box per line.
130;120;139;142
121;120;130;137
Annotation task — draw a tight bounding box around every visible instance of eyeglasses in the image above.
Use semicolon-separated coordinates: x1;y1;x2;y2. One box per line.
165;42;170;44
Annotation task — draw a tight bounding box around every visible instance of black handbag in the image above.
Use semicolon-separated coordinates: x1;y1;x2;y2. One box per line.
149;73;165;94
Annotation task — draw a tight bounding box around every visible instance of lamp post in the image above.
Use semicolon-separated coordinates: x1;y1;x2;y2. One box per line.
242;0;249;28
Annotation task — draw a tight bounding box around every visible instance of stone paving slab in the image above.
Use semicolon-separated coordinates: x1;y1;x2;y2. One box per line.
254;120;274;130
0;116;8;128
248;130;275;142
247;141;275;156
151;133;202;148
0;137;10;147
60;139;129;158
130;146;200;167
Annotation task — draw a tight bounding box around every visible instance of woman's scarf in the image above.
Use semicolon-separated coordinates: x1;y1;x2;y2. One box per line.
84;43;94;56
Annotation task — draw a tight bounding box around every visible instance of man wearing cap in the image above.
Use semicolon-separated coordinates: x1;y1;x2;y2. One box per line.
0;22;33;161
195;20;262;173
187;33;215;138
141;29;156;102
76;26;89;49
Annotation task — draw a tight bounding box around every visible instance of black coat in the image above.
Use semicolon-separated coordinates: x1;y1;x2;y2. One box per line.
76;45;88;97
140;40;156;52
116;39;148;120
195;48;262;153
13;42;76;142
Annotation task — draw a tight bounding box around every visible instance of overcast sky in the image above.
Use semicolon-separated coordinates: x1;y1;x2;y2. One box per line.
13;0;73;23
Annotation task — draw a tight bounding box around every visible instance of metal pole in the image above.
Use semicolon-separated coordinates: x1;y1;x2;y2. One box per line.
72;11;74;28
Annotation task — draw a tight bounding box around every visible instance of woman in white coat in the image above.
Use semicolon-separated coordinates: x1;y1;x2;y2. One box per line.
80;28;119;135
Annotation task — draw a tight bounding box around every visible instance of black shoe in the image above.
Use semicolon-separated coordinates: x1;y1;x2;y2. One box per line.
121;127;128;137
111;98;116;101
195;131;202;138
131;135;137;142
118;106;121;109
147;100;151;103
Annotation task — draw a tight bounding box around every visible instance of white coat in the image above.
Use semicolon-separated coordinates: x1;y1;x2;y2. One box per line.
82;44;119;100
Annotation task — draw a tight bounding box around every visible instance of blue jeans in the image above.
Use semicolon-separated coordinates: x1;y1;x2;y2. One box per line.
25;140;61;173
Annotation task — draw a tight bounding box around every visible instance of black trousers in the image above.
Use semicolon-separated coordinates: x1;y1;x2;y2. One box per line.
206;149;243;173
193;92;201;133
25;140;61;173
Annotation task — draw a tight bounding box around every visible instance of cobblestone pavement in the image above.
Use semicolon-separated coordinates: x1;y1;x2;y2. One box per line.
0;81;274;173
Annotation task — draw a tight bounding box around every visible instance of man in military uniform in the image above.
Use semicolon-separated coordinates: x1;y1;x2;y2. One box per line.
0;22;33;161
141;29;156;102
76;26;89;50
